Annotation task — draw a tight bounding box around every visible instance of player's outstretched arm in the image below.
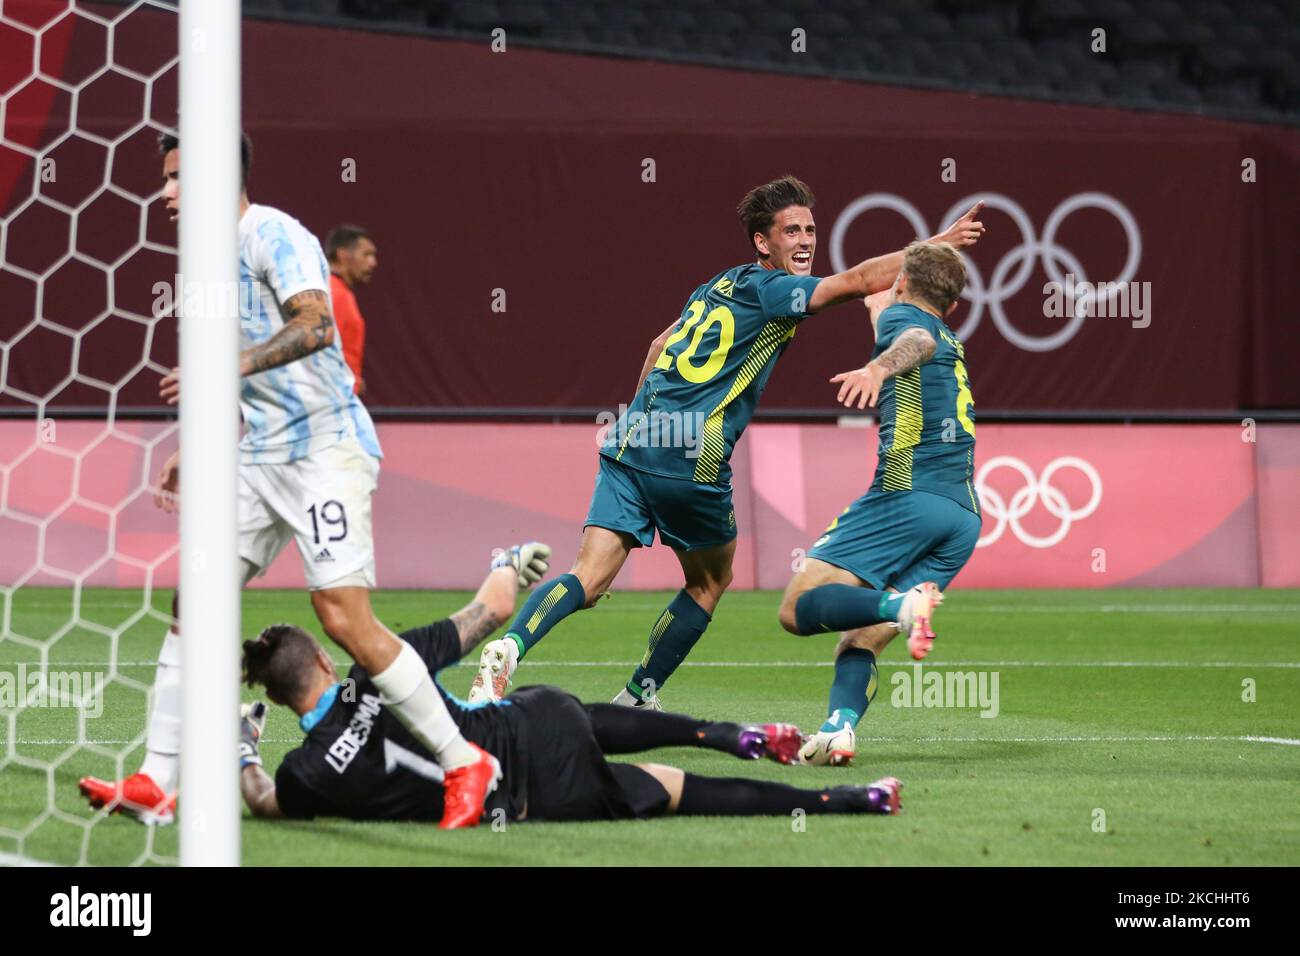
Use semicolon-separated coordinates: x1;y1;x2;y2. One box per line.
807;201;985;315
239;288;336;377
634;321;679;395
238;701;283;819
863;289;893;333
448;568;516;657
240;764;282;819
449;543;552;656
829;327;937;410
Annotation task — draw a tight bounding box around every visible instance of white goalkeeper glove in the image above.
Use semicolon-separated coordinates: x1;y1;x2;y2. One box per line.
239;701;268;769
492;542;552;589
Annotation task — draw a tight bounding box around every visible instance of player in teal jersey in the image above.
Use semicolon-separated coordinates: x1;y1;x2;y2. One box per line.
467;177;985;709
777;241;981;765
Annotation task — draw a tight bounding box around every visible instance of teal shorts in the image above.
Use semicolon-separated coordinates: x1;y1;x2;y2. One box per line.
807;489;981;591
586;456;736;552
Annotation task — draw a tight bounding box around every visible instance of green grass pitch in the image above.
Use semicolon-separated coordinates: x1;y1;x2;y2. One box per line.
2;587;1298;866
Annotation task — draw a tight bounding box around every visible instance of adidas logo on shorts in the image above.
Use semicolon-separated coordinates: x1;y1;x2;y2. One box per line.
314;548;334;563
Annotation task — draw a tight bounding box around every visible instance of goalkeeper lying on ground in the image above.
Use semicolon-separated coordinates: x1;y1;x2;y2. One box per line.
237;547;902;823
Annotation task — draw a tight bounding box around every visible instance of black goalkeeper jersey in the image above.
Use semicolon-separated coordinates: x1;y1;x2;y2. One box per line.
273;620;533;822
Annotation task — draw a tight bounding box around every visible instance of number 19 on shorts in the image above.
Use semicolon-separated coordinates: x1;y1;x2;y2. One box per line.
308;500;349;544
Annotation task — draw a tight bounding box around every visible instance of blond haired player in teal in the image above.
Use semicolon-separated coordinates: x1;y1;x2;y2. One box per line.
778;242;981;766
466;177;985;709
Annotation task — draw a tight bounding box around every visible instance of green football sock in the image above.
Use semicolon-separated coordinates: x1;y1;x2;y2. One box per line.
794;584;904;635
626;590;711;700
819;648;878;733
502;573;586;659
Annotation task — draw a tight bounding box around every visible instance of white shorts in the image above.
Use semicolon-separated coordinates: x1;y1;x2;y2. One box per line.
238;436;380;590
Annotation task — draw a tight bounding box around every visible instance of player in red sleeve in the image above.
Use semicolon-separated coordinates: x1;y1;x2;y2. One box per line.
325;224;377;395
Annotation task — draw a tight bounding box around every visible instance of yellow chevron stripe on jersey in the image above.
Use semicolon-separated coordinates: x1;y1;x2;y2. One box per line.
526;582;569;634
693;319;797;483
615;389;658;462
965;448;979;513
613;413;640;462
882;448;913;490
882;368;923;491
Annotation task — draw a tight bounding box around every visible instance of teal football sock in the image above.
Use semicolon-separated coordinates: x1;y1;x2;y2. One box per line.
794;584;905;635
503;573;586;659
819;648;878;733
627;590;711;700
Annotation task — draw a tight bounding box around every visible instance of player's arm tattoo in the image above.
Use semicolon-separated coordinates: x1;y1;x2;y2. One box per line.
873;327;937;377
451;601;504;655
240;289;335;376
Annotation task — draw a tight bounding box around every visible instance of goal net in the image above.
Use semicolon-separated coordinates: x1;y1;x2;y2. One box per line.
0;0;239;866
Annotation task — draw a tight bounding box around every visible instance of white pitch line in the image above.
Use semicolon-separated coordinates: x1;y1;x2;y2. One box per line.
584;604;1300;614
859;734;1300;747
9;734;1300;747
6;602;1299;616
0;851;55;867
511;660;1300;669
974;605;1299;614
5;659;1300;669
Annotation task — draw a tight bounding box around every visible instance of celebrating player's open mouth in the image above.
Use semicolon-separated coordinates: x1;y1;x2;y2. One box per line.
760;205;817;275
470;175;985;719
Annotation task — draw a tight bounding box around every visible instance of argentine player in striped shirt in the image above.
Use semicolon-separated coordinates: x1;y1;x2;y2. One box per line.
78;133;508;829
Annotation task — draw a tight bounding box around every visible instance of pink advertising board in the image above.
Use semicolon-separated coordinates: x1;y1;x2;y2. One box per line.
0;421;1293;592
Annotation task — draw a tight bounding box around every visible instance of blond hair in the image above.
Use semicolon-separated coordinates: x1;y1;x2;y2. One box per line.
901;241;967;314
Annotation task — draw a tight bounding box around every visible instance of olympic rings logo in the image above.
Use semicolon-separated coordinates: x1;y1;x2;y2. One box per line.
974;455;1103;549
829;192;1142;352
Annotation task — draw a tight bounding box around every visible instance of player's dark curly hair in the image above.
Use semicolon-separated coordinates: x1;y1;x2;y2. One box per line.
325;224;374;262
158;129;253;186
242;624;320;704
737;175;816;253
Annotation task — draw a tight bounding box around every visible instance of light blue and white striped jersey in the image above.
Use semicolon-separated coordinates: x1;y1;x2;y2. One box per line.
238;204;382;465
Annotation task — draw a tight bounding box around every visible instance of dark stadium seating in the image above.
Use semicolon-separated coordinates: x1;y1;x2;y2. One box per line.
237;0;1299;122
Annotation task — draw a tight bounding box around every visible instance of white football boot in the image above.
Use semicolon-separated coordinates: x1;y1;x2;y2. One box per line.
610;687;663;710
798;722;857;766
897;581;943;660
467;638;519;703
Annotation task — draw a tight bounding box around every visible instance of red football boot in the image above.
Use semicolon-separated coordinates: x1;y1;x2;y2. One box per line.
79;773;176;826
439;743;502;830
736;723;804;764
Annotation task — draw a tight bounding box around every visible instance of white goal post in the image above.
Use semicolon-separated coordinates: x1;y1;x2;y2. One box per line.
0;0;246;868
177;0;241;867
